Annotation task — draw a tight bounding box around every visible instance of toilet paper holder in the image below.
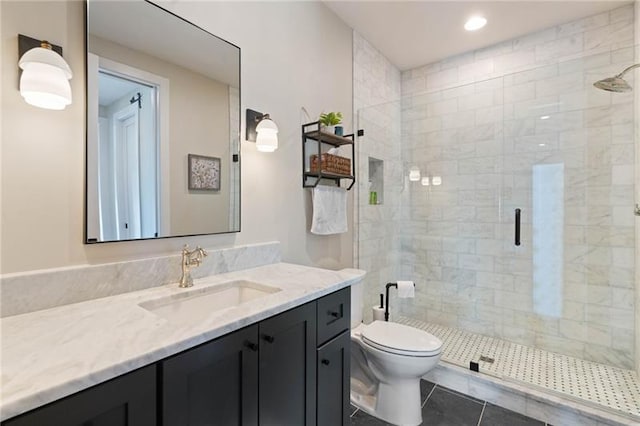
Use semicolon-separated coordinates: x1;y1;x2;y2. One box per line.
383;282;415;322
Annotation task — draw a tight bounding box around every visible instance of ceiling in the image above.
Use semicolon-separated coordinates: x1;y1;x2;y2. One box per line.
324;1;632;70
89;1;239;87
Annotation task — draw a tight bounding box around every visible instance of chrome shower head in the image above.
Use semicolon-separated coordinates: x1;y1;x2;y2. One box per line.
593;76;632;92
593;63;640;93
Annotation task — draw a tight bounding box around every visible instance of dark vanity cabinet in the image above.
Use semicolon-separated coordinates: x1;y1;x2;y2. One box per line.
316;287;351;426
162;325;259;426
2;288;351;426
3;365;156;426
317;332;351;426
162;302;317;426
258;302;317;426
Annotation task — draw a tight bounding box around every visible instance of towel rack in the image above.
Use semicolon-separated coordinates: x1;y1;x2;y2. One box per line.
302;121;356;190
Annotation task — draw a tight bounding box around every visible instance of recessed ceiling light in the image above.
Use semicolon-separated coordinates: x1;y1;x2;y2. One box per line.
465;16;487;31
540;115;550;120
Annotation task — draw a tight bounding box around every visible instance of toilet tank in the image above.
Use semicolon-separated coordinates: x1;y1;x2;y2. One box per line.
350;277;364;328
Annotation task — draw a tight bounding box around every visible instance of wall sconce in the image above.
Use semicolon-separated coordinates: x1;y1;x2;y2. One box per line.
18;34;72;110
246;109;279;152
432;176;442;186
408;166;421;182
421;177;430;186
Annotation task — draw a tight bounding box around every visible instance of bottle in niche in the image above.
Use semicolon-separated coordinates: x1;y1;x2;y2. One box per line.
369;191;377;205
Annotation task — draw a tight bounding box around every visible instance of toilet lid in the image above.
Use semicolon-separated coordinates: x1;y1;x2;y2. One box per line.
362;321;442;357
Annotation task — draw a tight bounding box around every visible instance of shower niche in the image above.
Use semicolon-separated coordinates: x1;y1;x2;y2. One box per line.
368;157;383;205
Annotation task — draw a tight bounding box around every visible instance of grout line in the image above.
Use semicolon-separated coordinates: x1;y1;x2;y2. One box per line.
437;384;485;405
422;383;438;408
476;402;487;426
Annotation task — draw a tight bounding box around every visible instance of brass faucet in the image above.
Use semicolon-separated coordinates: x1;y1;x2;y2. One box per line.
179;244;208;288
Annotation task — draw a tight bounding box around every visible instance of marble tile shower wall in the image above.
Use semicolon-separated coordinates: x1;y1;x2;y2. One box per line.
398;4;637;369
353;32;403;321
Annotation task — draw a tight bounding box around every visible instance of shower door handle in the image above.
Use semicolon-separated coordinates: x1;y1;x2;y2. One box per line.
515;208;521;246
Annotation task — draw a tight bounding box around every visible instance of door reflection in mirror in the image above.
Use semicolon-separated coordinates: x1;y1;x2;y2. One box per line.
97;71;158;241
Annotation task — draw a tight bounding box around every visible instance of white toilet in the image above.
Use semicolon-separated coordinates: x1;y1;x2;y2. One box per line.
350;279;443;426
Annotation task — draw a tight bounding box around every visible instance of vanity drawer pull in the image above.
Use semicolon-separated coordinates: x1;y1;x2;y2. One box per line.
328;311;340;318
263;335;275;343
245;341;259;351
321;359;330;366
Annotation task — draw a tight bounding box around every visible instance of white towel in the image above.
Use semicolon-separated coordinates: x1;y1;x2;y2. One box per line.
311;185;348;235
397;281;415;298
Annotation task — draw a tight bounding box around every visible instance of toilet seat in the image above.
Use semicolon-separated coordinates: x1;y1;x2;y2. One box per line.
361;321;442;357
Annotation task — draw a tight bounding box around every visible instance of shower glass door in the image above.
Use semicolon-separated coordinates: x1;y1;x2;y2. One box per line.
356;100;403;322
388;76;509;333
498;48;636;369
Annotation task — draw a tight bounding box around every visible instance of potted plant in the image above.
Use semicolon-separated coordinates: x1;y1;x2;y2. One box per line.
319;112;343;135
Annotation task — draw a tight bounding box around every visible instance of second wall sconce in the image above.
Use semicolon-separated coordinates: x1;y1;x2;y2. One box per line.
18;34;72;110
246;109;279;153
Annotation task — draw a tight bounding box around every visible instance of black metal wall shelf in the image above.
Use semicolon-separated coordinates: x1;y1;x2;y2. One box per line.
302;121;355;190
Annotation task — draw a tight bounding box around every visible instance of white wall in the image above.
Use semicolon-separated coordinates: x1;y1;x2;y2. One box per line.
0;1;353;274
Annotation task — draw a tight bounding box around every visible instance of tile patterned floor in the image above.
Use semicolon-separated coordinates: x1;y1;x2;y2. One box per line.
350;380;547;426
396;316;640;421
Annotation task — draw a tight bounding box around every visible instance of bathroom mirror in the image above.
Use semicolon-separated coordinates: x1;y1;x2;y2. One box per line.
85;0;240;243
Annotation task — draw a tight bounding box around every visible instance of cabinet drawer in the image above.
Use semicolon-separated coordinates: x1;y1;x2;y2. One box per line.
317;287;350;346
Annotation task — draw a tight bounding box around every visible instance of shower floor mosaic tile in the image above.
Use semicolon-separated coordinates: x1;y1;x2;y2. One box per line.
396;316;640;421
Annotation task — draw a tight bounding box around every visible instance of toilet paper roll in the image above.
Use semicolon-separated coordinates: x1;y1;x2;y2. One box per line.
372;305;386;322
397;281;415;298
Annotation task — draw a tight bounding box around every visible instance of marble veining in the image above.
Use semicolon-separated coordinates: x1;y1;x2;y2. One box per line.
0;242;281;318
0;262;364;421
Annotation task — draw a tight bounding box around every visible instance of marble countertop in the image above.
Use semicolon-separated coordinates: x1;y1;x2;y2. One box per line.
0;262;364;421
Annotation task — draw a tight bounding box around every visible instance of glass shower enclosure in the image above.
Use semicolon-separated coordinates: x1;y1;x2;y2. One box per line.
357;47;637;374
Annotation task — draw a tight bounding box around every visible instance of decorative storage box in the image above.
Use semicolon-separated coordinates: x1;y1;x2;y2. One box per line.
310;153;351;175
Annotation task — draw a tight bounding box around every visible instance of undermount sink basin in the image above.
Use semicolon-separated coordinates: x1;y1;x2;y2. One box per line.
139;280;281;322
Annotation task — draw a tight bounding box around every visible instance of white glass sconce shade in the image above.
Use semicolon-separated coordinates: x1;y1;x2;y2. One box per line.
432;176;442;186
19;44;72;110
409;167;421;181
255;116;279;152
421;177;430;186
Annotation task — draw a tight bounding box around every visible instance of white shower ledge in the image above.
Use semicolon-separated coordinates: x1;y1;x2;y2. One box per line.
0;263;364;422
